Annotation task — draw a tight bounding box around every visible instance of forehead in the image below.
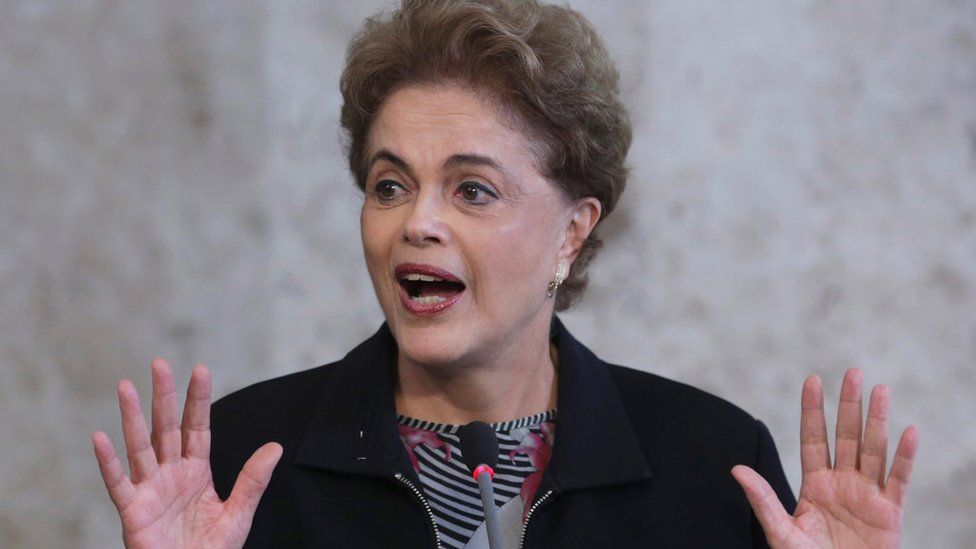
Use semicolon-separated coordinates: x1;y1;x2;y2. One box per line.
368;84;542;171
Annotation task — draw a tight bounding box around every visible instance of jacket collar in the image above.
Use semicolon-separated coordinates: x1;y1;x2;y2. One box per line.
294;317;652;491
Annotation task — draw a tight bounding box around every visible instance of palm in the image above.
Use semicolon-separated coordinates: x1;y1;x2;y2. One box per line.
733;369;919;549
93;359;282;549
787;469;901;547
117;458;230;547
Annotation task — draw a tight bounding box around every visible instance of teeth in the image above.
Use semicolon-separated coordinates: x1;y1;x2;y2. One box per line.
410;295;447;305
402;273;443;282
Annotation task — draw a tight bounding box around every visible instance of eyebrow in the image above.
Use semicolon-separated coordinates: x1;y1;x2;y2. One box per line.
368;149;417;181
368;149;507;178
444;153;505;173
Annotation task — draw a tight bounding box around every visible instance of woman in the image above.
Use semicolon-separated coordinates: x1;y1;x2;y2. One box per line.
92;0;918;547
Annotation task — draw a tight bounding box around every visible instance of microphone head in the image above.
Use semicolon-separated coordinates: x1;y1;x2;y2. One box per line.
457;420;499;472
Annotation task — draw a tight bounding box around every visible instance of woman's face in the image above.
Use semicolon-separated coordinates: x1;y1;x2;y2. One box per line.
360;84;597;369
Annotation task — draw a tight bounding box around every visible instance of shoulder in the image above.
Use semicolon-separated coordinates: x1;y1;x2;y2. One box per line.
211;362;339;438
604;363;767;464
211;323;396;425
209;361;344;467
606;363;756;426
603;364;797;512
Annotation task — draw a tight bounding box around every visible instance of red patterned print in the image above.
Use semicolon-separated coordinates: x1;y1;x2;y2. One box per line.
509;421;555;518
398;423;453;472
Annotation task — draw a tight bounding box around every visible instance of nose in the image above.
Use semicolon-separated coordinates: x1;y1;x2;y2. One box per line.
402;191;449;246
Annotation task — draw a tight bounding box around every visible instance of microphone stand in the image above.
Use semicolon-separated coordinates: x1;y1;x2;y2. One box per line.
459;421;504;549
473;464;503;549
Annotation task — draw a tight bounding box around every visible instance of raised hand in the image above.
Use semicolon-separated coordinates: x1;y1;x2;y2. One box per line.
92;359;282;548
732;368;919;548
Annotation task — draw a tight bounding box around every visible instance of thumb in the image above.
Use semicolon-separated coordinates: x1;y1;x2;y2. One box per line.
731;465;793;544
225;442;284;520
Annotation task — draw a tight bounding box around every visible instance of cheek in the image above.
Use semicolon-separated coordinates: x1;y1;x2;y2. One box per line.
360;209;397;277
475;215;560;292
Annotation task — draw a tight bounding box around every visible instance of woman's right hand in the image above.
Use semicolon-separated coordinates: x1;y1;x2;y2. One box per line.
92;359;282;549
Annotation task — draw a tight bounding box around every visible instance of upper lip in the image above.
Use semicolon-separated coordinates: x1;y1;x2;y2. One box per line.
394;263;464;284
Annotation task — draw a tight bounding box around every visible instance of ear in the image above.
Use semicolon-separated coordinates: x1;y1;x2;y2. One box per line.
558;197;602;265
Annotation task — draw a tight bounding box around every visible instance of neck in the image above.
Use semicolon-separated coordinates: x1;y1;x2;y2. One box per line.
394;314;558;425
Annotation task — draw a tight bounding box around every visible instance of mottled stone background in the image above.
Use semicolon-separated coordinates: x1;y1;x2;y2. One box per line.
2;0;974;546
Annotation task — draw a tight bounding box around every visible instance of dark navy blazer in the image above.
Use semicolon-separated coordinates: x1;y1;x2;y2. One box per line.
211;317;796;547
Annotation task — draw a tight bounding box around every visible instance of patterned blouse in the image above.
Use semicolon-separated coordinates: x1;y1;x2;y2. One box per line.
397;410;557;549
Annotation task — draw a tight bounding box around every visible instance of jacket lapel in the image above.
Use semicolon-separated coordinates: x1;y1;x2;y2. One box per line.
293;317;653;489
546;316;653;491
294;323;415;480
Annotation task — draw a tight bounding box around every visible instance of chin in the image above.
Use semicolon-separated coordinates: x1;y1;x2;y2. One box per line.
392;320;478;369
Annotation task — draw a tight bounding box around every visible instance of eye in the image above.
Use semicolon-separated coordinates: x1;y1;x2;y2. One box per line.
373;179;406;202
456;181;497;205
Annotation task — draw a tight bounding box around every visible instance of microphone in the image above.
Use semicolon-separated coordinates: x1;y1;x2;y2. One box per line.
458;421;503;549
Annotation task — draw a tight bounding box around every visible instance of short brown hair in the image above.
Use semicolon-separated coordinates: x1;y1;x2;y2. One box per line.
340;0;631;310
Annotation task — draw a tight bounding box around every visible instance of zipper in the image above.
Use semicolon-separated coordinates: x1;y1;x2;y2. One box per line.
394;472;443;549
518;489;555;549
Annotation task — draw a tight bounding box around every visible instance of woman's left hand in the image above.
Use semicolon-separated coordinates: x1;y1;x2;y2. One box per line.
732;368;919;548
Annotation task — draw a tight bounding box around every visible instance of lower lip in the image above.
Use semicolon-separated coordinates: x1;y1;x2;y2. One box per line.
397;283;465;315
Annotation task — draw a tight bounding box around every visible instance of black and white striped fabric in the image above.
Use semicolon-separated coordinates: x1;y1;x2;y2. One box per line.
397;410;557;549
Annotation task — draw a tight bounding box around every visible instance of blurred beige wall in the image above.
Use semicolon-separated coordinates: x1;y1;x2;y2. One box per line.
1;0;974;546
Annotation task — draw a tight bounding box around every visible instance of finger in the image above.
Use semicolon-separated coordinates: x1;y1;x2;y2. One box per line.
92;431;138;510
181;364;212;460
224;442;284;521
731;465;794;543
885;425;919;507
118;379;159;483
800;374;831;474
860;384;889;486
150;358;182;464
834;368;863;471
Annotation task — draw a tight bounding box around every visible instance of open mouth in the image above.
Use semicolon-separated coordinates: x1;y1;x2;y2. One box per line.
398;273;466;305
